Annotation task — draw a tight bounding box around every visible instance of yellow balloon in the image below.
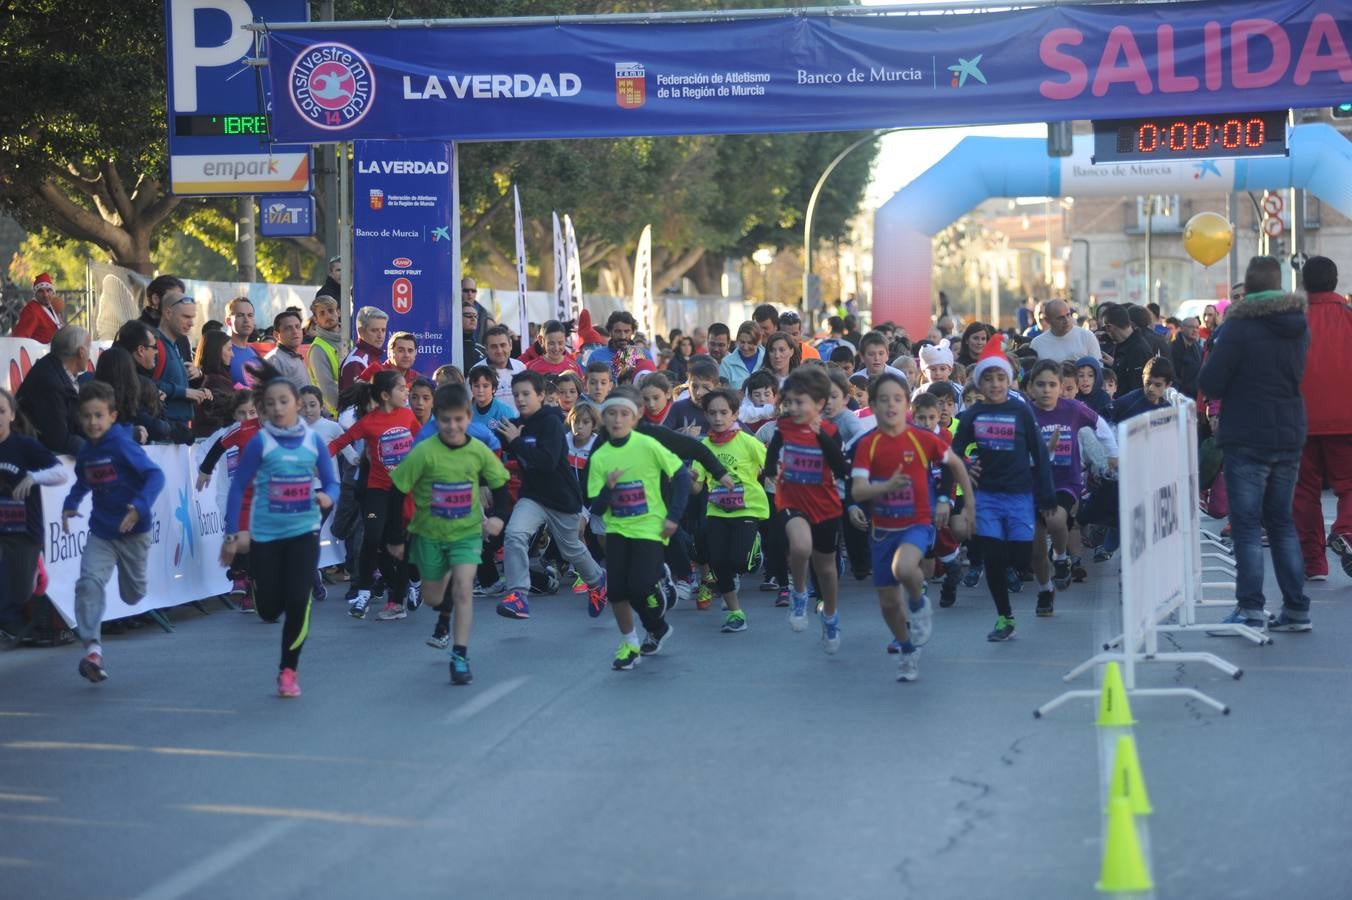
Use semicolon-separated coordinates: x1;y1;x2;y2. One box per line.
1183;212;1233;267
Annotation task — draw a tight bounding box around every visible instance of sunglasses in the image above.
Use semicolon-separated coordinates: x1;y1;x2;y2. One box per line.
778;313;801;325
166;295;197;309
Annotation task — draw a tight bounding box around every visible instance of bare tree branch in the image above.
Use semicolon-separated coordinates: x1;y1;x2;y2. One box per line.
461;189;511;246
653;246;706;292
101;159;136;226
35;179;131;259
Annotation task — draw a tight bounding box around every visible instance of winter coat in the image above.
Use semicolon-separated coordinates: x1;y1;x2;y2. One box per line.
1300;290;1352;436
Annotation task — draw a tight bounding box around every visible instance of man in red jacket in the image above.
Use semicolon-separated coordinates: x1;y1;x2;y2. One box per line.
10;272;63;343
1295;256;1352;580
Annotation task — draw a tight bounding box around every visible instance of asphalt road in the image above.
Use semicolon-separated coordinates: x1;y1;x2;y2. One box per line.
2;511;1350;900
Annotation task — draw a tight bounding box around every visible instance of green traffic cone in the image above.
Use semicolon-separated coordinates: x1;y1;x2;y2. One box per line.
1096;797;1154;893
1110;735;1153;816
1097;661;1136;727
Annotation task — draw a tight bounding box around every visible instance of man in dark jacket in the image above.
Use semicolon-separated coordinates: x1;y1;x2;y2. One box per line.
1169;316;1204;397
1293;256;1352;579
1102;305;1155;397
493;370;608;621
16;325;89;455
1199;256;1310;631
138;274;185;334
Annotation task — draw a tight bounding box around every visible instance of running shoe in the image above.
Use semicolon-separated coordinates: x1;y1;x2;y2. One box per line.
696;573;717;610
675;578;695;606
775;588;790;608
1036;589;1055;617
427;619;450;650
1006;567;1022;593
78;652;107;683
238;593;256;614
1052;558;1072;591
277;668;301;698
1207;607;1268;636
1269;612;1313;633
660;565;678;612
311;573;328;604
612;641;642;670
230;578;248;597
896;649;921;682
759;576;780;592
1330;534;1352;578
473;578;506;598
1071;557;1088;582
821;612;841;654
886;638;903;654
348;590;370;619
640;621;674;656
572;574;589;594
940;563;962;608
587;574;609;618
788;593;809;632
962;562;984;588
496;591;530;620
721;610;747;633
406;581;423;611
747;533;764;574
1306;573;1328;582
449;653;473;685
376;601;407;621
1093;546;1114;563
908;592;933;647
986;616;1016;642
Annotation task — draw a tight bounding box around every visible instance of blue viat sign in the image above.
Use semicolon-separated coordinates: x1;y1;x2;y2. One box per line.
257;194;315;237
166;0;311;194
258;0;1350;144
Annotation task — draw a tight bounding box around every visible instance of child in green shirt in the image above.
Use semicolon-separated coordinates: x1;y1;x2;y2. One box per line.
391;385;510;685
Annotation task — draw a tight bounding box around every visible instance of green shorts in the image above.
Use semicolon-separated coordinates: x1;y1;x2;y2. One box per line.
410;533;481;581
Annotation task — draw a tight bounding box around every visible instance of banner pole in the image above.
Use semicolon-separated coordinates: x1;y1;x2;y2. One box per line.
451;141;463;372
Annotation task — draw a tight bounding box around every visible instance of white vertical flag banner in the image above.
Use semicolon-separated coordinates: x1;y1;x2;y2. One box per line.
632;224;653;339
552;211;568;324
513;186;530;344
564;213;584;325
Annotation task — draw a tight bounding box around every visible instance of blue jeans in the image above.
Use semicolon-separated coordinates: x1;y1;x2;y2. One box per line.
1223;446;1309;615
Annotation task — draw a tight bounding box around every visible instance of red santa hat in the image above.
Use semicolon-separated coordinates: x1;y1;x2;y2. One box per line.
970;333;1013;384
33;272;54;289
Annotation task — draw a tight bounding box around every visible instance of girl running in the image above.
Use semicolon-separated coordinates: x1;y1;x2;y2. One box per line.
222;363;338;697
764;367;850;652
695;388;769;633
328;370;419;619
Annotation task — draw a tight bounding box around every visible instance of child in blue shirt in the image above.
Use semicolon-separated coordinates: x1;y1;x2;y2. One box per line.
62;382;165;683
223;364;339;698
1109;357;1175;423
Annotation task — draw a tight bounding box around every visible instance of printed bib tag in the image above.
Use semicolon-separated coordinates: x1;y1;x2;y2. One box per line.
267;474;313;514
974;415;1017;452
0;499;26;533
378;428;413;469
611;480;649;518
710;484;747;511
431;481;474;520
781;443;824;484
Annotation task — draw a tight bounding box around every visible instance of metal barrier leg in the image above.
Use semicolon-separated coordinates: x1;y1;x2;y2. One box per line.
146;609;174;633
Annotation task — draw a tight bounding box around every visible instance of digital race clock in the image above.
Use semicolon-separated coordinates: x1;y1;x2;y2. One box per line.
174;114;270;137
1091;110;1288;163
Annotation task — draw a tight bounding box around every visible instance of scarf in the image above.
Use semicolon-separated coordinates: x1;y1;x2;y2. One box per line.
262;418;308;441
1242;289;1286;302
707;424;741;445
643;400;673;425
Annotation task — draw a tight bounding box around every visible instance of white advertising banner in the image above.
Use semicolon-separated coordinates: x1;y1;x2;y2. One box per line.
38;443;342;629
564;214;585;325
1117;405;1186;653
632;224;653;340
512;186;530;342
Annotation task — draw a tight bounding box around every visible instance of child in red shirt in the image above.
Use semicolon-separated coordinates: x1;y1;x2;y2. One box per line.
764;367;850;653
329;370;420;620
852;373;973;682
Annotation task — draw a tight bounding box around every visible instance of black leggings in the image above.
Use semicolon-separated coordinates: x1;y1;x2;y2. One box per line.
705;517;760;594
605;534;666;633
975;536;1032;618
358;487;407;600
251;532;320;671
0;536;39;631
761;515;788;586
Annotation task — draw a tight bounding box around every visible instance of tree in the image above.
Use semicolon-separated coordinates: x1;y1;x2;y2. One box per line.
0;1;180;274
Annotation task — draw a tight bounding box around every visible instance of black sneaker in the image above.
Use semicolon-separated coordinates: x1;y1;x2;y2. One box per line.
1006;568;1022;593
449;653;473;685
640;621;674;656
939;565;962;608
1052;559;1072;591
1036;590;1055;617
1330;534;1352;578
1269;613;1312;633
427;619;450;650
78;652;108;683
1070;557;1088;582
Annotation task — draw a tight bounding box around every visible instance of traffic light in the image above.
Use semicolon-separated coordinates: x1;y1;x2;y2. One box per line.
1333;103;1352;119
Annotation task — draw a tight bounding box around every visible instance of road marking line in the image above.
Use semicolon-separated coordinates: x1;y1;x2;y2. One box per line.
176;804;418;828
444;676;528;724
131;819;297;900
2;741;404;766
0;856;38;868
0;792;52;803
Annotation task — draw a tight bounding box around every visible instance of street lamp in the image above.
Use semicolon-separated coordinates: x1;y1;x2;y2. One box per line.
752;246;776;301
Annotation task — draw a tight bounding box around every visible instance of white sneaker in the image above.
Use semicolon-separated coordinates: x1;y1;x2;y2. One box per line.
908;592;933;647
406;581;423;610
788;593;809;632
674;579;694;605
897;648;921;682
348;590;371;619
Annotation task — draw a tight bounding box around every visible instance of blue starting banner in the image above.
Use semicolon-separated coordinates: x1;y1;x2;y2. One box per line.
261;0;1350;144
351;141;456;374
